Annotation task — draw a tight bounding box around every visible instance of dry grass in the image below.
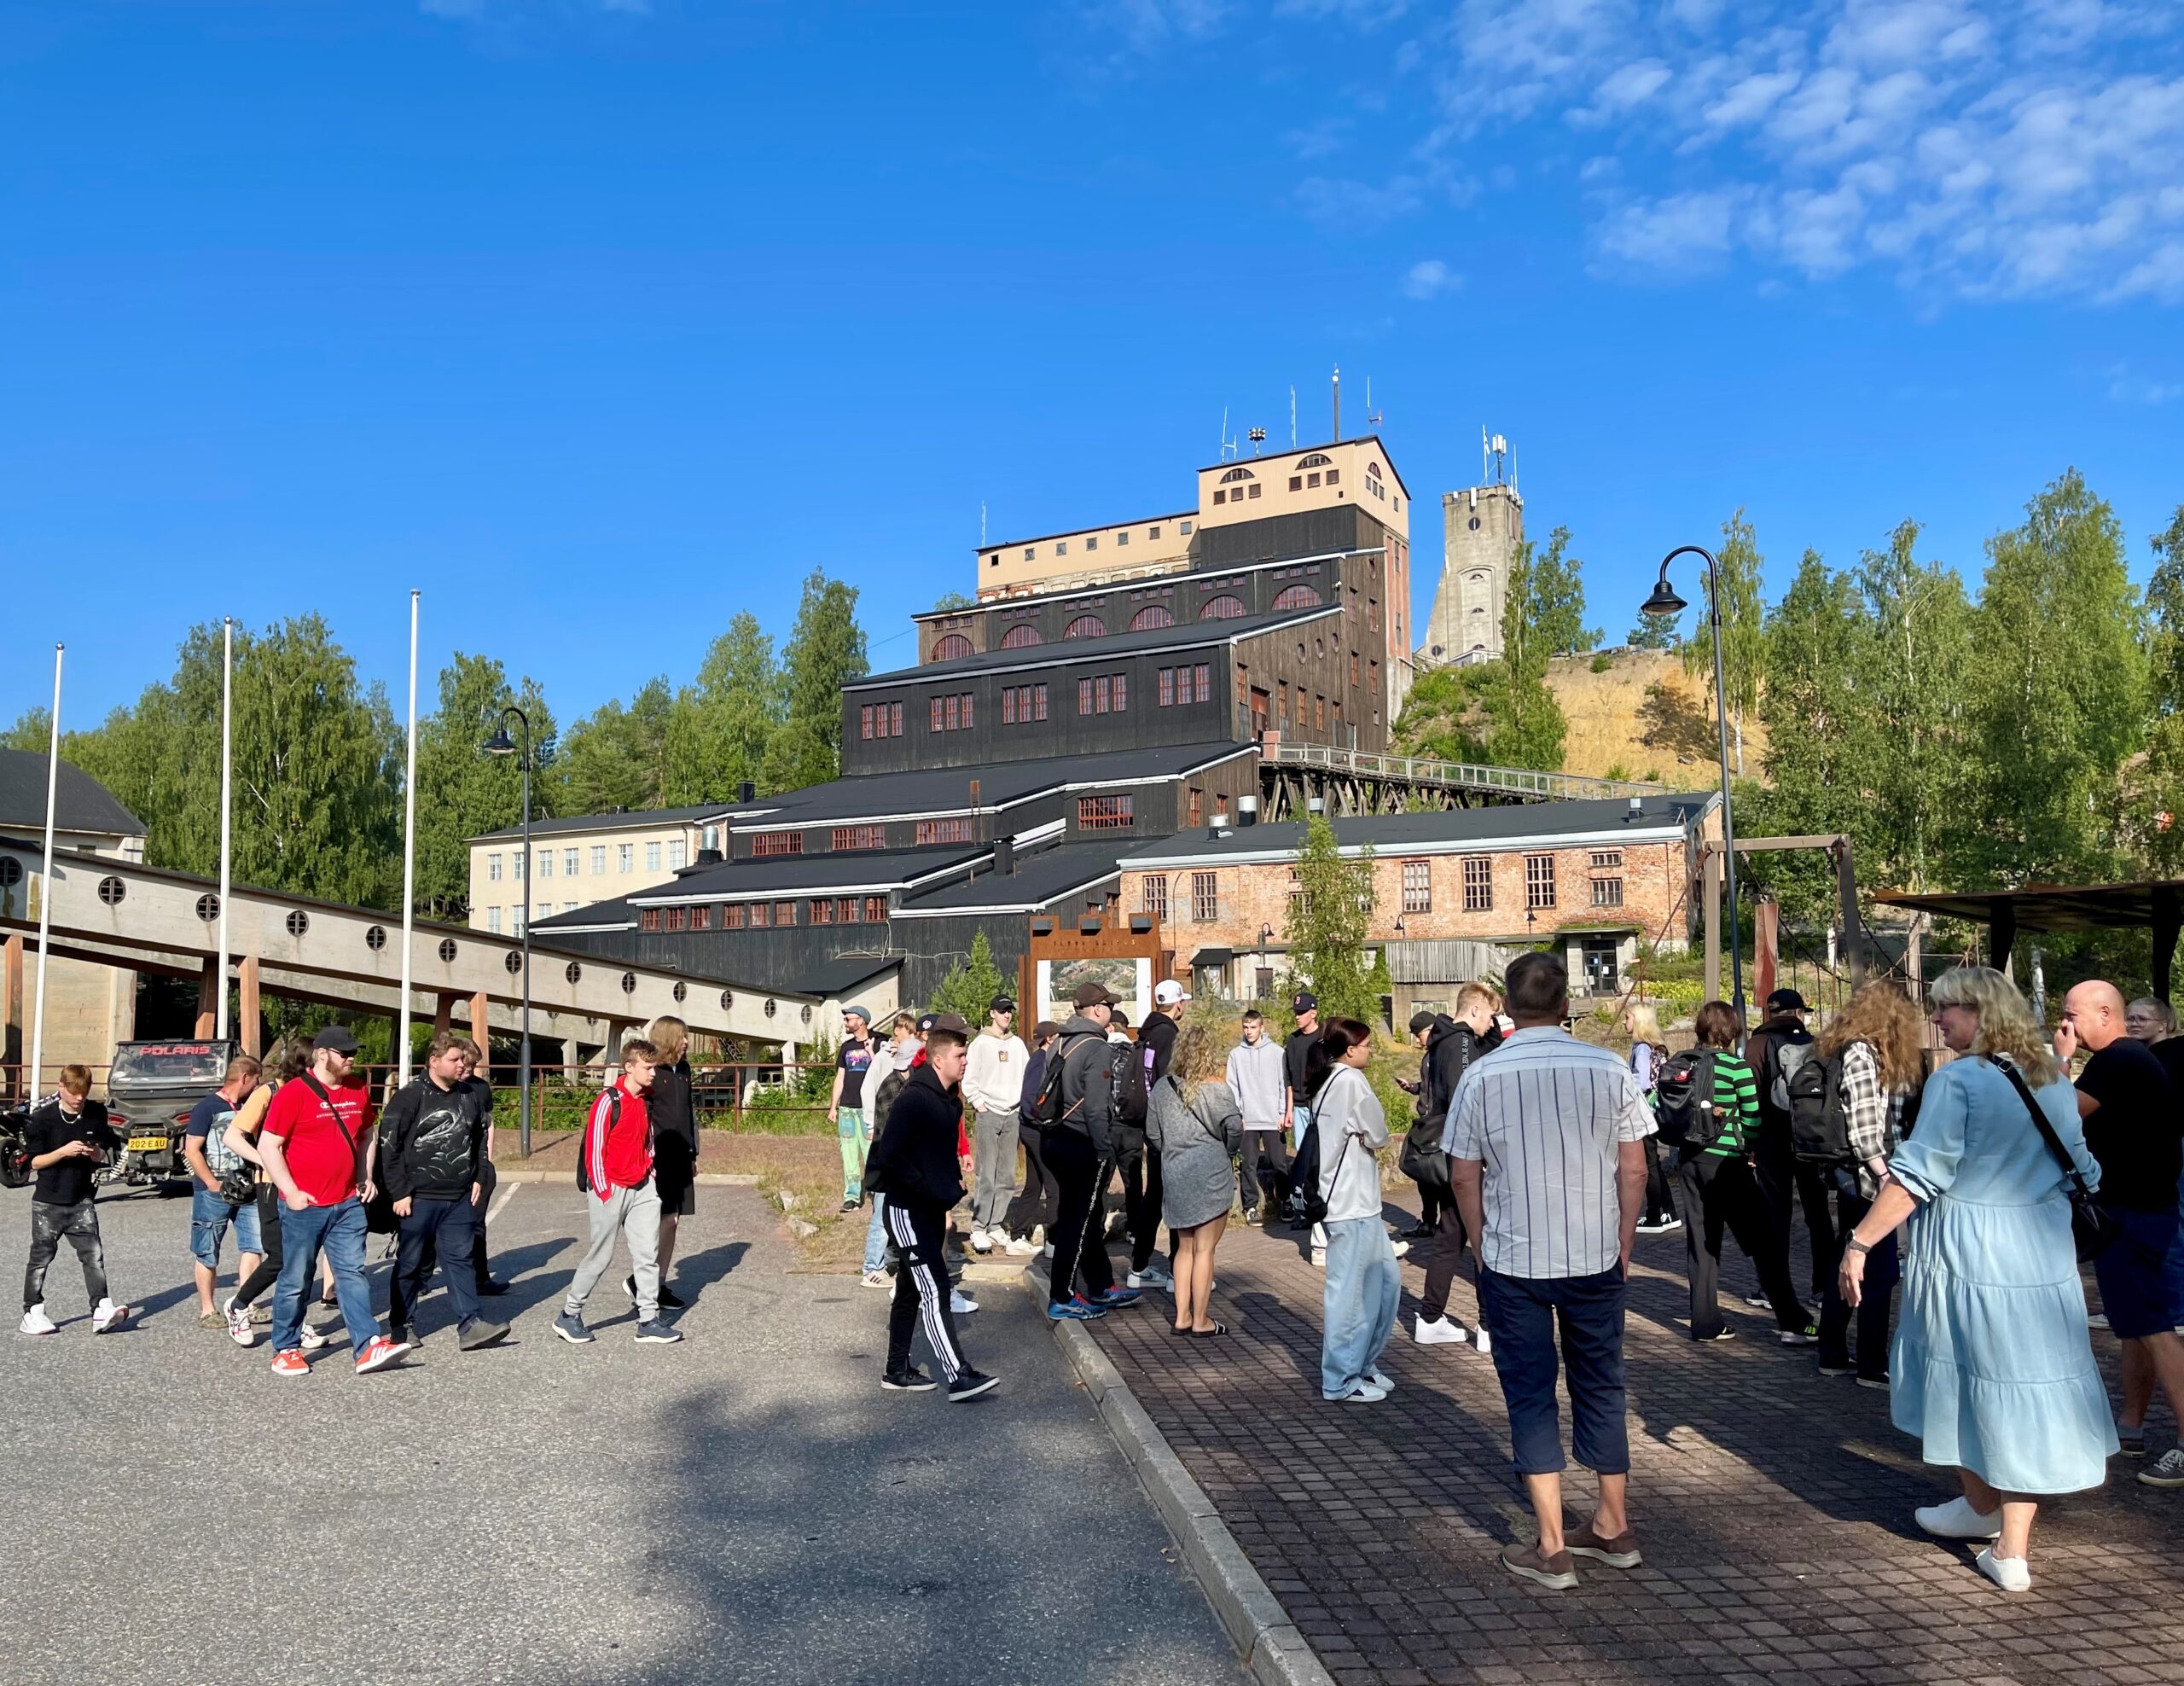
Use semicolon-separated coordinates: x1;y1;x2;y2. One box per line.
1548;648;1769;786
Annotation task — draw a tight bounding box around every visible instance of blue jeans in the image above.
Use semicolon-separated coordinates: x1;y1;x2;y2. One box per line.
1321;1216;1400;1398
270;1197;375;1356
2165;1170;2184;1320
1478;1265;1630;1478
863;1195;890;1275
189;1187;263;1270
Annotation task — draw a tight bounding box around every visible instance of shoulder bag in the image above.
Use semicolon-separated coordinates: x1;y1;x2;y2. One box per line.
1991;1055;2119;1262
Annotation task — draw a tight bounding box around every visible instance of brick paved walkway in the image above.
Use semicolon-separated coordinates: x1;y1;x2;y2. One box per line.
1083;1202;2184;1686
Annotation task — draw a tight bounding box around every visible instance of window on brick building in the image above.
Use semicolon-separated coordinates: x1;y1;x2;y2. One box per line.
1590;850;1623;869
1592;876;1624;908
1191;870;1219;922
1525;854;1557;910
1462;856;1492;912
1402;859;1431;915
1142;874;1168;920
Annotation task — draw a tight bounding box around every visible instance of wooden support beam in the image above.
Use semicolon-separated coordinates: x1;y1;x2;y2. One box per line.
1754;899;1779;1008
433;992;456;1035
469;989;491;1076
237;954;262;1056
1702;850;1723;1004
195;956;220;1038
3;933;20;1099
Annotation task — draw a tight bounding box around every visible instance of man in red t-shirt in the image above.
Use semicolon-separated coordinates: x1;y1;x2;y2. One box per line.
555;1038;683;1346
258;1026;408;1377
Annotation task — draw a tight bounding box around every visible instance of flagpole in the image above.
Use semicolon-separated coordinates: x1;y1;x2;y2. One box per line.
398;590;420;1086
217;618;233;1042
28;644;62;1100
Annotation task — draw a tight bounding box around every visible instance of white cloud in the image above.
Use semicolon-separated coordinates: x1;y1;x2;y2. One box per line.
1402;258;1462;297
2108;363;2184;403
1091;0;1232;55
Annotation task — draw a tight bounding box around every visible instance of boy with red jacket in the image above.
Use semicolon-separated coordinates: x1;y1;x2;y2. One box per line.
555;1038;682;1346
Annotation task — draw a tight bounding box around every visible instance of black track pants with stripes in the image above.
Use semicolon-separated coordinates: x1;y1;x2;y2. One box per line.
886;1200;967;1382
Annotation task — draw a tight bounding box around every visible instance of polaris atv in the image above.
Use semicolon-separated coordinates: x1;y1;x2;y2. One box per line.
104;1038;238;1188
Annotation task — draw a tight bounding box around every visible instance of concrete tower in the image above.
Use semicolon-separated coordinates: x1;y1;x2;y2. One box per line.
1422;440;1523;668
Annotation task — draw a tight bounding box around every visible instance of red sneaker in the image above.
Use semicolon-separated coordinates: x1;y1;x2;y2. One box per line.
354;1334;410;1375
270;1349;310;1378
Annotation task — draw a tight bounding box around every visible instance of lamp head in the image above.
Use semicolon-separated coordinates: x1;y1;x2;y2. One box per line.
1640;562;1687;619
481;725;518;757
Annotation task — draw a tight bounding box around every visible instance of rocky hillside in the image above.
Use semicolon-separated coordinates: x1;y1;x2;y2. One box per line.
1546;648;1768;787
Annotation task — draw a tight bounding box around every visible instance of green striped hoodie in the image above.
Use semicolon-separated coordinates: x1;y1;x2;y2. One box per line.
1705;1051;1758;1157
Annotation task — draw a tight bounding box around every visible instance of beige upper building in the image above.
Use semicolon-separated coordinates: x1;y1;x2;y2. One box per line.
466;803;763;934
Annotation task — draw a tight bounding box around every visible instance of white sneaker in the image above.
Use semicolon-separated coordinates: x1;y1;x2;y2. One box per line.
1974;1548;2030;1592
1310;1249;1327;1269
1915;1496;2002;1540
1368;1369;1396;1392
227;1305;256;1347
1473;1327;1492;1357
950;1289;979;1315
19;1303;57;1336
1126;1266;1175;1292
969;1229;994;1254
861;1269;892;1288
1002;1236;1037;1258
299;1322;330;1352
1334;1381;1387;1403
1414;1315;1468;1346
90;1298;129;1334
1391;1238;1411;1259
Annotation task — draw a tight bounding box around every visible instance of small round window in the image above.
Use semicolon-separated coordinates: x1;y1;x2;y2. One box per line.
285;910;310;939
565;961;583;985
364;925;387;951
672;981;687;1003
800;1004;813;1025
196;892;221;922
764;998;778;1018
719;990;735;1010
504;951;522;975
1468;516;1481;531
96;875;126;906
438;938;458;964
0;858;21;887
620;972;637;995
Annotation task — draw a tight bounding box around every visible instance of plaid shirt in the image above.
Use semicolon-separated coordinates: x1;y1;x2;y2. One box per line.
1840;1040;1908;1197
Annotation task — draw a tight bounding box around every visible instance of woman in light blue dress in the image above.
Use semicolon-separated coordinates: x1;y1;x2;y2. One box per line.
1838;966;2117;1594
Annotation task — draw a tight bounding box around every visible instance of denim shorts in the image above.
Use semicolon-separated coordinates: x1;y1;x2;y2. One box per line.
189;1186;263;1269
2093;1205;2182;1339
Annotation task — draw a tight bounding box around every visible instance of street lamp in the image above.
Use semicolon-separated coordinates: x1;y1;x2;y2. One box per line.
482;707;534;1159
1639;546;1746;1024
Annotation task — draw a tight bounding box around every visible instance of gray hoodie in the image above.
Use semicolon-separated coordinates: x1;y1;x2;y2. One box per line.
1054;1015;1118;1153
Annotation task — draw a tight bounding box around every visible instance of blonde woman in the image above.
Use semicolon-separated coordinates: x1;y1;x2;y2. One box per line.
1625;1001;1677;1234
647;1016;698;1308
1838;966;2117;1592
1149;1022;1244;1335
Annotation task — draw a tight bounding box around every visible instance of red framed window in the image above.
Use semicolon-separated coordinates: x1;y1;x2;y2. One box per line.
915;817;975;846
860;704;875;741
1194;664;1211;702
1199;595;1245;619
1095;675;1111;713
774;900;797;925
1077;795;1134;830
691;904;712;931
748;902;771;928
640;909;661;932
665;907;687;933
1129;605;1173;631
809;898;834;925
1000;623;1042;648
1272;584;1321;610
932;633;973;660
930;697;944;733
1064;614;1106;639
753;831;803;858
1077;677;1095;716
1112;673;1127;710
864;896;886;921
1032;683;1048;720
1159;667;1174;707
832;825;886;852
889;701;903;736
723;903;747;929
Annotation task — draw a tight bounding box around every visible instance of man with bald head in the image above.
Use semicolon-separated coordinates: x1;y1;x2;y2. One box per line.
2060;980;2184;1488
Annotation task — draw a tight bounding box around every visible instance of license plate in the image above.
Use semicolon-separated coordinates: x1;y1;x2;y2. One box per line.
126;1136;169;1154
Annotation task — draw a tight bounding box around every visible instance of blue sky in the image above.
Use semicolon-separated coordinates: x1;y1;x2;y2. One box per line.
4;0;2181;734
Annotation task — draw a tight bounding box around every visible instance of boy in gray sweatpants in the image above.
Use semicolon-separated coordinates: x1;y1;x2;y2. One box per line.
554;1038;683;1346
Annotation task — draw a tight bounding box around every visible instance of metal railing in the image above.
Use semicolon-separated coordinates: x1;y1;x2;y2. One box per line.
1263;740;1669;801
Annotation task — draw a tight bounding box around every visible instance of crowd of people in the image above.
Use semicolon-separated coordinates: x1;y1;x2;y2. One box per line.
14;951;2184;1598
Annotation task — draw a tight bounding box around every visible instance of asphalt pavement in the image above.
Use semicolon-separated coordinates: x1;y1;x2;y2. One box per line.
0;1179;1242;1686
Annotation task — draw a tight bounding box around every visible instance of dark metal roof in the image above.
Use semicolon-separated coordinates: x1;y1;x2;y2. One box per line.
1873;881;2184;933
851;605;1341;687
723;741;1257;830
630;844;990;903
469;800;764;845
1116;794;1718;866
796;954;903;997
0;750;143;839
895;843;1125;915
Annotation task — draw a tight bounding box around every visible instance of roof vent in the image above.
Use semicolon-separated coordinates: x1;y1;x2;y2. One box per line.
1625;796;1643;823
1305;795;1324;814
993;836;1015;876
694;847;724;867
737;780;755;805
1238;794;1259;828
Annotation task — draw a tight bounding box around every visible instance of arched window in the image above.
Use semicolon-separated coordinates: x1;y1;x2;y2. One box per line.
932;633;974;661
1129;604;1174;631
1064;614;1107;639
1000;623;1043;648
1218;466;1255;483
1296;452;1332;468
1199;595;1245;620
1271;584;1322;610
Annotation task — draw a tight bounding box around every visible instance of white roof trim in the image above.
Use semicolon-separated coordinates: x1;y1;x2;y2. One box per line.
632;855;988;907
892;870;1122;919
1120;823;1697;871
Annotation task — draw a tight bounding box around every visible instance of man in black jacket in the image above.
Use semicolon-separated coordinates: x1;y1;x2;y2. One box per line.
1412;984;1502;1351
1045;981;1141;1321
863;1015;998;1402
1744;988;1831;1301
380;1032;508;1352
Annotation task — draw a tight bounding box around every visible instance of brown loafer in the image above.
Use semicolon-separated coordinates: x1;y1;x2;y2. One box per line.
1500;1542;1577;1590
1566;1522;1642;1568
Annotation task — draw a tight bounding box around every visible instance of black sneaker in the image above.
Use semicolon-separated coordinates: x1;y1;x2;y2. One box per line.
947;1368;1000;1403
458;1318;512;1350
1403;1221;1436;1240
881;1366;938;1392
476;1279;511;1297
624;1276;688;1310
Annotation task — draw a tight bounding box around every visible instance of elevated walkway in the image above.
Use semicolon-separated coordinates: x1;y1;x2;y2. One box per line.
1258;738;1668;817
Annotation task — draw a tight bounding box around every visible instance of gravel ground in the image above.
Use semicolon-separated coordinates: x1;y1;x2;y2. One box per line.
0;1179;1241;1686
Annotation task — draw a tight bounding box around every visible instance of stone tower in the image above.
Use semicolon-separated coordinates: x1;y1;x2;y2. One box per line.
1424;479;1523;667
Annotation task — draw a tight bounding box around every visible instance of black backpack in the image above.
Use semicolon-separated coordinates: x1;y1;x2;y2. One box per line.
1652;1050;1722;1151
1112;1040;1150;1126
1787;1049;1852;1166
1290;1113;1332;1224
1029;1033;1098;1129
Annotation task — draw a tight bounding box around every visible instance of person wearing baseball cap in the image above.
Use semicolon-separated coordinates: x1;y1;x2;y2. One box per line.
964;995;1031;1256
1745;986;1831;1305
829;1005;878;1215
1043;982;1140;1320
1281;995;1321;1227
1124;980;1193;1291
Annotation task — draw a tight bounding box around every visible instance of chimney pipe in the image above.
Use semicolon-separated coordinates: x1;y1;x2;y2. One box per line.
736;780;754;804
1238;794;1259;827
993;835;1015;876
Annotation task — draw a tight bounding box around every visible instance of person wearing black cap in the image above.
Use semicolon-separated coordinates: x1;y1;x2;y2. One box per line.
1281;993;1321;1227
964;995;1029;1254
863;1013;998;1400
1745;987;1833;1302
1043;980;1142;1320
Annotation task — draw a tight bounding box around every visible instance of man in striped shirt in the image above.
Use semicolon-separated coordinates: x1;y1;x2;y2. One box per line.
1443;952;1651;1590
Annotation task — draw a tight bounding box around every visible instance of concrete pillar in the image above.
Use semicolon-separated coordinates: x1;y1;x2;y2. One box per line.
469;990;491;1077
1701;849;1723;1006
195;956;221;1038
238;955;262;1057
3;933;20;1099
433;993;456;1035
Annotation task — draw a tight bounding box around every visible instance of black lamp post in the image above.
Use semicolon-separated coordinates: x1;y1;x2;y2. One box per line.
482;707;534;1159
1639;547;1745;1025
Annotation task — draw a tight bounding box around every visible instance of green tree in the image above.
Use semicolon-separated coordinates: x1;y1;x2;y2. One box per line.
1528;526;1600;655
2138;504;2184;870
932;929;1011;1023
931;590;976;612
3;707;52;752
1962;469;2146;886
1682;509;1765;775
411;653;556;918
779;571;868;787
550;677;676;816
664;612;782;804
1625;608;1680;649
1282;812;1378;1024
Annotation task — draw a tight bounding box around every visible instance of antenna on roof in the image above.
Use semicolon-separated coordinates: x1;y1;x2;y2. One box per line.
1219;404;1233;460
1247;426;1266;456
1332;364;1341;441
979;501;987;546
1364;376;1383;433
1289;386;1297;447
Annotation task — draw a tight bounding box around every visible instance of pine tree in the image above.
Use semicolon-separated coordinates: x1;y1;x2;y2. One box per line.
780;571;868;786
932;930;1011;1023
411;653;556;918
1283;812;1379;1024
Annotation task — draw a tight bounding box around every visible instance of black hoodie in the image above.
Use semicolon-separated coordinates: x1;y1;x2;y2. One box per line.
1414;1016;1502;1133
863;1061;967;1210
